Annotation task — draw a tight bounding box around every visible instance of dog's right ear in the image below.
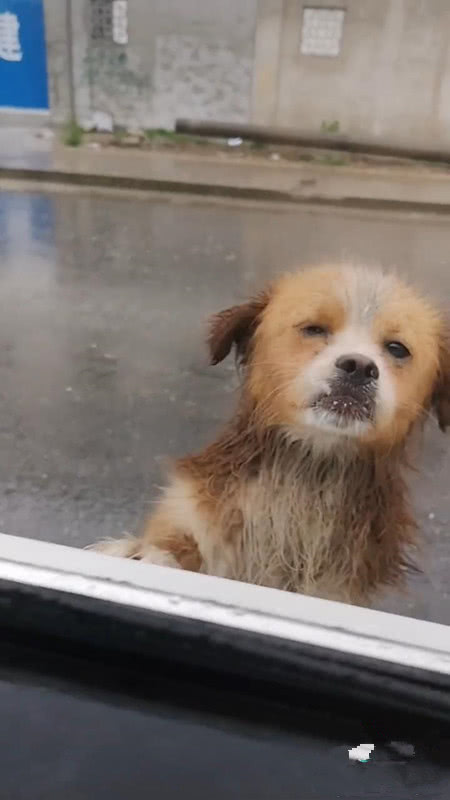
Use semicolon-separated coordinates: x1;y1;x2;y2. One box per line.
208;291;270;366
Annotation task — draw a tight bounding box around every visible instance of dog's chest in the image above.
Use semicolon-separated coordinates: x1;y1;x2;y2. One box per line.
230;473;347;592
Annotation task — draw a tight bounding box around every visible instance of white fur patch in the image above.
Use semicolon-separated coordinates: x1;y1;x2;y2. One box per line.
298;267;396;435
88;535;138;558
228;453;363;601
90;535;178;567
340;265;395;325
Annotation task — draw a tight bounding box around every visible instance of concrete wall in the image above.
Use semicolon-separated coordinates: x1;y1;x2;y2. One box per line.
41;1;71;124
44;0;257;131
252;0;450;150
43;0;450;150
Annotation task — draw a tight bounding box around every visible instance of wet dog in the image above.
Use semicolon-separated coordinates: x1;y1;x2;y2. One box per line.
92;265;450;605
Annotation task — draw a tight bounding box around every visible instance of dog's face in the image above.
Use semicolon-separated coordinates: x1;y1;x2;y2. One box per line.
209;266;450;446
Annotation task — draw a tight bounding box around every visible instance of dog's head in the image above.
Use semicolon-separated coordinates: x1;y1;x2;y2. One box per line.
209;265;450;446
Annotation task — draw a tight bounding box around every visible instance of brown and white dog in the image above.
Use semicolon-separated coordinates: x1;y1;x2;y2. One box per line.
93;265;450;605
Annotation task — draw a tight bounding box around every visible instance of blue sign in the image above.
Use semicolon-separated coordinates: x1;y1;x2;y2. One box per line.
0;0;49;110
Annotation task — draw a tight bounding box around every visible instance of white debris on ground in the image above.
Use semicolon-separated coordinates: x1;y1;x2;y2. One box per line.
348;743;375;762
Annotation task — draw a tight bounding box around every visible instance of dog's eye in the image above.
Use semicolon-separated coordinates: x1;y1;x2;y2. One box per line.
302;325;328;337
385;341;411;359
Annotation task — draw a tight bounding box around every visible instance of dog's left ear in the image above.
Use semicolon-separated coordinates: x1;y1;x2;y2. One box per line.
433;323;450;431
208;291;270;366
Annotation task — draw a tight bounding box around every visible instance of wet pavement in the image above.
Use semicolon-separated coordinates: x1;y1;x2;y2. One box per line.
0;126;53;170
4;124;450;210
0;186;449;622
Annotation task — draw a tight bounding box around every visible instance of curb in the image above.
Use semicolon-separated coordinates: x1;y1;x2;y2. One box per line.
176;118;450;166
1;166;450;214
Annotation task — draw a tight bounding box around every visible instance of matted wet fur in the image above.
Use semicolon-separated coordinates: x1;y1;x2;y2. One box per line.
92;265;450;606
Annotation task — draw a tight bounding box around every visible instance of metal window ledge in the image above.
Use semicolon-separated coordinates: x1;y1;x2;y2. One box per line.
0;532;449;723
0;533;449;798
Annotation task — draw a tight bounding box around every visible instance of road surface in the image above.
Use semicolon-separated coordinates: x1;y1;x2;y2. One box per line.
0;186;449;622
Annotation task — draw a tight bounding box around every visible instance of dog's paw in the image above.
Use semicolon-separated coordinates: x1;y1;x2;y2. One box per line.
87;536;179;568
86;534;138;558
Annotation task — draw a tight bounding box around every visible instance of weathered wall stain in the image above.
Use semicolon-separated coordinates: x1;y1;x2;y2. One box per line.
85;45;148;129
152;35;252;129
44;0;257;131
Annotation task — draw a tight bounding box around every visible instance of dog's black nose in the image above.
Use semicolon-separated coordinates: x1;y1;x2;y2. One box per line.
335;353;379;384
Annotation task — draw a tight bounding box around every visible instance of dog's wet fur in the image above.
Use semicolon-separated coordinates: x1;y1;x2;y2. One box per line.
92;265;450;605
